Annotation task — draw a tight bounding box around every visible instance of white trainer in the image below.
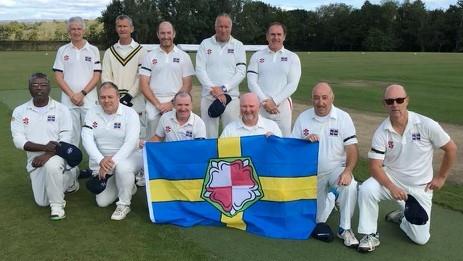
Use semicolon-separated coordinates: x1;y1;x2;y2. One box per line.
358;233;380;252
385;209;404;224
338;229;359;247
50;205;66;220
111;205;131;221
65;180;80;194
135;170;145;187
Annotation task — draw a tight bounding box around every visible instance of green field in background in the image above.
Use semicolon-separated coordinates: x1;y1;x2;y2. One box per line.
0;51;462;260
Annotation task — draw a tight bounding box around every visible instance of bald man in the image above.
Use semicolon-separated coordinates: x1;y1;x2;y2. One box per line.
292;82;359;248
220;92;281;138
140;21;195;138
357;84;457;252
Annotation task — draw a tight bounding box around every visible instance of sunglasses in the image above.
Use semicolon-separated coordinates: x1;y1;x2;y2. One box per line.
384;97;407;105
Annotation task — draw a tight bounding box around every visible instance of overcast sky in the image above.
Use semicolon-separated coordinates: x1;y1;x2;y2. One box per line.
0;0;457;21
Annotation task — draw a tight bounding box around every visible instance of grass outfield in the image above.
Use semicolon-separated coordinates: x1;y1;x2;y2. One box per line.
0;51;462;260
2;51;463;124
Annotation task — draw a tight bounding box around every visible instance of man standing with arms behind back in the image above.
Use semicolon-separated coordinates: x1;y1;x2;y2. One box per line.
53;16;101;179
196;13;246;138
357;84;457;252
247;22;301;136
140;21;195;138
102;15;147;139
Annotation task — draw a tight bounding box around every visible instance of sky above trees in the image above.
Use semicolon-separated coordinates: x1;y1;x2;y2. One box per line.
0;0;456;20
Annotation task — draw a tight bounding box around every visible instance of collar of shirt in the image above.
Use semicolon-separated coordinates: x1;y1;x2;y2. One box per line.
266;46;286;54
311;105;338;122
169;110;194;127
384;111;420;132
96;104;124;117
212;35;234;45
115;39;138;49
238;115;266;130
156;45;180;55
70;40;90;50
26;97;56;112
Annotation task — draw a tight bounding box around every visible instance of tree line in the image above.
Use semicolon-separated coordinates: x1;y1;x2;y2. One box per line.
2;0;463;52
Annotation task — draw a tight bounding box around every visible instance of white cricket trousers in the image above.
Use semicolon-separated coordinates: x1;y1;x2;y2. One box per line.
357;175;432;245
259;98;292;136
69;107;88;147
201;97;240;138
145;96;174;139
95;150;143;207
29;155;74;207
316;166;358;230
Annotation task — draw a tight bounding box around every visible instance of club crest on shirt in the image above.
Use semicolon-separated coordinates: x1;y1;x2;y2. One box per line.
388;140;394;149
165;126;172;133
22;117;29;125
259;58;265;63
64;55;69;61
412;133;421;141
303;128;310;136
47;115;56;122
227;49;234;54
85;56;92;62
281;57;288;62
114;122;121;129
329;128;339;136
173;57;180;63
207;49;212;55
152;58;157;64
185;130;193;138
92;121;98;128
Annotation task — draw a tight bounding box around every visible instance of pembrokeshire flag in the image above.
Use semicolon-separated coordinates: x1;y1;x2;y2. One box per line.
143;135;318;240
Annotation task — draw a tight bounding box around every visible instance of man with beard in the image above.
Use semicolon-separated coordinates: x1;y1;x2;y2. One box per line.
140;21;195;138
247;22;301;136
220;92;281;138
148;92;206;142
11;73;75;220
291;82;359;248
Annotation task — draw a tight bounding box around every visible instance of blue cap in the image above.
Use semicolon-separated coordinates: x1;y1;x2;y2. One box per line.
311;222;334;242
208;94;232;118
86;174;112;194
55;142;82;168
405;194;429;225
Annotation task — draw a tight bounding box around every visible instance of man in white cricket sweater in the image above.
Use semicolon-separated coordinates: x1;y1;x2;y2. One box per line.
102;15;147;138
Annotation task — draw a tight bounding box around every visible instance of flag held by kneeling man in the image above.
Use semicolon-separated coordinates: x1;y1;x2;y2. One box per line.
143;135;318;240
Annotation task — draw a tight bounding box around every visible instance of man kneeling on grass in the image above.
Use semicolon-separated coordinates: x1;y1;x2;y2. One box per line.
82;82;142;220
357;84;457;252
11;73;80;220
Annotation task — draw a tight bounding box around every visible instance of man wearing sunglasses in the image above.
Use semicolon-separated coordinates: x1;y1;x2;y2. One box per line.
357;84;457;252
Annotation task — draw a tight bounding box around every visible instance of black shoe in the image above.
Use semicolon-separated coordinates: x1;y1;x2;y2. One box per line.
79;168;93;179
